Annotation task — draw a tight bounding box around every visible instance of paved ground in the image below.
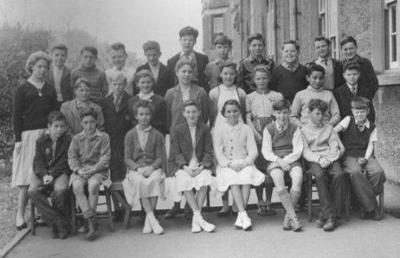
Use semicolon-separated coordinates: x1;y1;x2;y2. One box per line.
7;182;400;258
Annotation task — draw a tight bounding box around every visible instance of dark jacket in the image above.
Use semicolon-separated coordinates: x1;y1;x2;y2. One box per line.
101;92;132;138
134;62;171;97
33;133;72;178
167;52;209;92
308;58;345;90
168;121;214;177
333;83;375;123
46;66;73;102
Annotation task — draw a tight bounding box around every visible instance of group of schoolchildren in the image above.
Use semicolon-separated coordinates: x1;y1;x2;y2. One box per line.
12;25;386;241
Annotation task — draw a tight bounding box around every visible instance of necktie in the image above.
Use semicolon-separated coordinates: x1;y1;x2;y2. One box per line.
351;86;357;95
322;59;328;66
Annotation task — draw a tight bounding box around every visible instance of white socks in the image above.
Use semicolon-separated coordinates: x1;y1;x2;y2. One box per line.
144;212;164;235
192;210;216;233
235;211;252;231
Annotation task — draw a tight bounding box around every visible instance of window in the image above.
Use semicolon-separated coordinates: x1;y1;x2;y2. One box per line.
212;15;224;42
386;2;398;68
318;0;327;36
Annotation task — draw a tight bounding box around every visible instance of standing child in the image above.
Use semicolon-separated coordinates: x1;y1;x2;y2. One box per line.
105;42;135;96
68;109;111;240
334;62;376;123
135;41;171;96
47;44;73;108
262;99;303;231
246;65;283;216
213;100;265;230
238;33;275;94
270;40;308;102
123;100;165;235
205;34;233;90
291;64;340;127
61;78;104;135
28;111;71;239
71;46;108;104
12;51;57;230
101;71;132;220
334;96;385;220
301;99;346;232
208;62;246;216
169;100;216;233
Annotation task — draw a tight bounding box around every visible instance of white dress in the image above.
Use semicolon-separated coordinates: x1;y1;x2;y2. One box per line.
214;84;241;129
175;125;216;192
213;122;265;192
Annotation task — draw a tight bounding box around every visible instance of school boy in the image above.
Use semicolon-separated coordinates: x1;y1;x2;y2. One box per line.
135;41;171;96
237;33;275;94
334;62;376;123
71;46;108;104
270;40;308;102
291;64;340;127
335;97;385;220
205;34;234;89
68;109;111;240
28;111;72;239
47;44;73;107
308;37;344;90
167;26;209;92
301;99;346;232
105;42;135;96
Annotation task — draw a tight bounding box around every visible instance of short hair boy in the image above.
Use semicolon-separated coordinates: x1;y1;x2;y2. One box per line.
68;109;111;240
301;99;346;232
28;111;72;239
334;96;385;220
291;64;340;127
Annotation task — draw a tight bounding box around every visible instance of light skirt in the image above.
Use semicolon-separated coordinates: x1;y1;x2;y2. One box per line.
216;165;265;192
175;169;217;193
11;129;46;187
123;169;165;207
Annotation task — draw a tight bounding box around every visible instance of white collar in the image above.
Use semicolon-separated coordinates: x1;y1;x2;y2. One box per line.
355;119;371;128
138;91;154;100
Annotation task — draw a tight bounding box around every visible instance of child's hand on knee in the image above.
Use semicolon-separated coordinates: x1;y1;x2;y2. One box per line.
142;166;154;178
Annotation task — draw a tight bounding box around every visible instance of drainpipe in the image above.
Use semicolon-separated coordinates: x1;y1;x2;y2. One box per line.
273;0;278;62
293;0;299;41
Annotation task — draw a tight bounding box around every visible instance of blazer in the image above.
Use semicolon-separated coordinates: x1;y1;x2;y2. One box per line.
167;52;209;92
168;121;214;176
308;58;345;90
46;66;73;102
134;62;171;97
33;133;72;178
333;83;375;123
101;92;132;140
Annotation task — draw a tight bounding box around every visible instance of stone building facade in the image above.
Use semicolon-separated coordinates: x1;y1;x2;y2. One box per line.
202;0;400;182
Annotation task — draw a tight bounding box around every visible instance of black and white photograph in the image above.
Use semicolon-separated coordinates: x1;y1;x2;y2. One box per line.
0;0;400;257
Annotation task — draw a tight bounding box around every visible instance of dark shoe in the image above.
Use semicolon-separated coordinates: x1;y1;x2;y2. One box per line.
52;224;59;238
282;214;292;231
264;205;277;216
138;211;146;225
315;217;326;228
164;205;181;220
55;219;68;239
217;207;231;217
371;208;383;221
113;209;124;222
323;217;336;232
86;217;97;241
257;205;267;217
16;222;27;231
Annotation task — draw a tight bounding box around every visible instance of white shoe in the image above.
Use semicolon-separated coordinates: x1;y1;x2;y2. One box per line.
198;218;216;233
191;218;202;233
241;212;252;231
148;213;164;235
142;215;152;234
234;213;243;228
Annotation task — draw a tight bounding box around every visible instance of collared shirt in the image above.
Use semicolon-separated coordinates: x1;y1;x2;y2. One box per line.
149;63;160;82
205;58;233;89
27;78;44;92
338;116;377;141
180;51;199;82
138;91;154;101
68;129;110;173
347;83;358;95
315;57;334;90
53;66;64;101
136;125;152;150
282;61;299;72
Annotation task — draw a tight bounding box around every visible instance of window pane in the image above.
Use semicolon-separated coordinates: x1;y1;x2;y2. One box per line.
391;5;396;32
391;35;397;61
213;16;224;34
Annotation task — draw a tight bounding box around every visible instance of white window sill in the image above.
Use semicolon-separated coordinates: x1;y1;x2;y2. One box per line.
377;69;400;86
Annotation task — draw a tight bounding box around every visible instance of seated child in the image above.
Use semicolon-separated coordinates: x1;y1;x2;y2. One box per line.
261;99;303;231
205;34;233;89
128;70;168;135
246;65;283;216
334;96;385;220
61;78;104;135
101;71;132;220
213;99;265;230
334;62;375;123
123;100;165;235
301;99;345;232
68;109;111;240
169;100;216;233
71;46;108;104
291;64;340;127
238;33;275;94
28;111;71;239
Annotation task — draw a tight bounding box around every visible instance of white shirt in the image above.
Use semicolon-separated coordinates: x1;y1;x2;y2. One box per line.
138;91;154;101
149;63;160;82
338;116;377;142
53;66;64;101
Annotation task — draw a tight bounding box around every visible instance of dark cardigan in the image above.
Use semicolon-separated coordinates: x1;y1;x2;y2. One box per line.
168;121;214;177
